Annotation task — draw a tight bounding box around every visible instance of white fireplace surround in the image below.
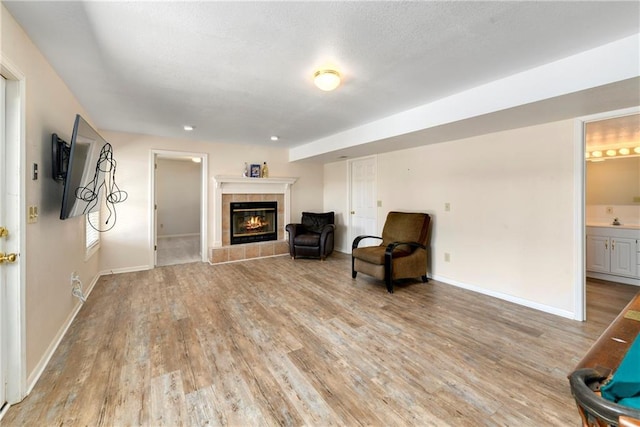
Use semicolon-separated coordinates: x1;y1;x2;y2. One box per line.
213;175;298;248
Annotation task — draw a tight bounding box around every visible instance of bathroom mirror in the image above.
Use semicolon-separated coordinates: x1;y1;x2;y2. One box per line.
585;114;640;206
586;157;640;205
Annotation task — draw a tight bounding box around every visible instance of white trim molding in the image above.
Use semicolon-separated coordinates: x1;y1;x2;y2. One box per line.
432;275;575;320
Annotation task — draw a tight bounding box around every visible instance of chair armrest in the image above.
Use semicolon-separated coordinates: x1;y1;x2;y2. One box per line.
383;241;427;290
319;223;336;239
285;223;304;237
352;235;382;250
384;241;426;258
569;368;640;425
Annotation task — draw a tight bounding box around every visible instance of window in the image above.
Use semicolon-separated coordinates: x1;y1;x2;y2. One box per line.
85;211;100;256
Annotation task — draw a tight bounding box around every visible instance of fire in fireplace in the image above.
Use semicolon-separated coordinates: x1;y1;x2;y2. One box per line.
230;201;277;244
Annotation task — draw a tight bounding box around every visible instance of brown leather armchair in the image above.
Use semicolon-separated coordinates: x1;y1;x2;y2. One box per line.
286;212;335;260
352;211;430;293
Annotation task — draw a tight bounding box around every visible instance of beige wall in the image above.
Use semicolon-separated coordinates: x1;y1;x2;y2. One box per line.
156;158;201;237
325;119;578;315
323;161;349;251
2;5;99;378
98;131;324;272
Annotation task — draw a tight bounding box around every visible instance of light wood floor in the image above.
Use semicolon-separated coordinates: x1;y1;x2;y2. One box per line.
3;253;638;426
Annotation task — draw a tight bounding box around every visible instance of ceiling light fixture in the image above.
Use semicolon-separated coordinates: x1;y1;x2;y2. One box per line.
314;69;341;91
183;125;194;131
585;146;640;162
270;136;279;141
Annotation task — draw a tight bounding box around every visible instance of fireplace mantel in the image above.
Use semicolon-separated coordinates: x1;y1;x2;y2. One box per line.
212;175;298;248
214;175;297;191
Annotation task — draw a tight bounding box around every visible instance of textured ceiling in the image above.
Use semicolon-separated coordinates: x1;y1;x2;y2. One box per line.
4;1;640;152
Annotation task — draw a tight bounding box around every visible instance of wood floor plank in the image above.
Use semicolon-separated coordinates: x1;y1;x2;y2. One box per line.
2;253;637;426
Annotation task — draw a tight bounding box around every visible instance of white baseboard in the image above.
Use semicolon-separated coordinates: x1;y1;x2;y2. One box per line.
26;272;101;393
431;274;576;320
99;265;152;276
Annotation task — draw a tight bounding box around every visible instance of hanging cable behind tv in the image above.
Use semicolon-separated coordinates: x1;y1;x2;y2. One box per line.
76;142;128;232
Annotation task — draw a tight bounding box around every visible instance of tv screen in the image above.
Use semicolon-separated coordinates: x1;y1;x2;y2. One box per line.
60;114;109;220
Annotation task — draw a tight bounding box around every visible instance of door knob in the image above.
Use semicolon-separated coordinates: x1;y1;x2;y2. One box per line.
0;252;17;264
0;227;8;238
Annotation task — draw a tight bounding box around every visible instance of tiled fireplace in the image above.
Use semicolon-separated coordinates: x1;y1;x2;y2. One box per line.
211;176;297;264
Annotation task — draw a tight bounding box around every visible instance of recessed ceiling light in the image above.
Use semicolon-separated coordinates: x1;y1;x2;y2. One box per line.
183;125;194;131
270;136;279;141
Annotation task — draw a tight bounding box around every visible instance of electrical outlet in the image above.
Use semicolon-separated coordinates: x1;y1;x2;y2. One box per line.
445;202;451;212
606;206;613;214
444;252;450;262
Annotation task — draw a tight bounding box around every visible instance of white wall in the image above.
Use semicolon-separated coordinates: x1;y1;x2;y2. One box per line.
325;119;578;316
98;131;324;272
156;158;200;236
2;5;99;379
323;161;349;251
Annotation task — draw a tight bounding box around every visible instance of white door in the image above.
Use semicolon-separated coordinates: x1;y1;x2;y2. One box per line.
0;75;7;409
153;155;158;267
349;157;377;248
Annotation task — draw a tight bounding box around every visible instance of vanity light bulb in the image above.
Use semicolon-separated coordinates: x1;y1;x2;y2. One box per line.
606;149;616;157
634;147;640;154
591;151;602;158
619;148;630;155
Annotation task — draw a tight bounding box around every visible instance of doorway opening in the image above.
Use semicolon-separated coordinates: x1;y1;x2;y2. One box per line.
151;151;208;267
576;107;640;321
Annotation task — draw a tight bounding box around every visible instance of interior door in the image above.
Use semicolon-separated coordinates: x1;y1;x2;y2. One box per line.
349;157;377;247
1;75;7;409
153;155;158;267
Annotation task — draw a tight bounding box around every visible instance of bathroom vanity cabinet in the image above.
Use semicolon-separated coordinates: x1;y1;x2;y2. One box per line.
586;225;640;285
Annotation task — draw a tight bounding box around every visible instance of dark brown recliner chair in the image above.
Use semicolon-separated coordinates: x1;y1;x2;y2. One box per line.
352;211;430;293
286;212;335;260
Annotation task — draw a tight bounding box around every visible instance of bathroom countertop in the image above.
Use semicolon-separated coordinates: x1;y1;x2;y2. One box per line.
587;222;640;230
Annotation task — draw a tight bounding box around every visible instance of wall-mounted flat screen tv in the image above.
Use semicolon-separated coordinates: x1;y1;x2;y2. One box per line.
59;114;108;220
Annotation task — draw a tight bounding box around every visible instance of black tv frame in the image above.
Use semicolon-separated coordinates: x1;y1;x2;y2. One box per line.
51;133;70;182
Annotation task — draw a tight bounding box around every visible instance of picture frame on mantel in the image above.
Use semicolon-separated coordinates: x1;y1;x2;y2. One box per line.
250;164;261;178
